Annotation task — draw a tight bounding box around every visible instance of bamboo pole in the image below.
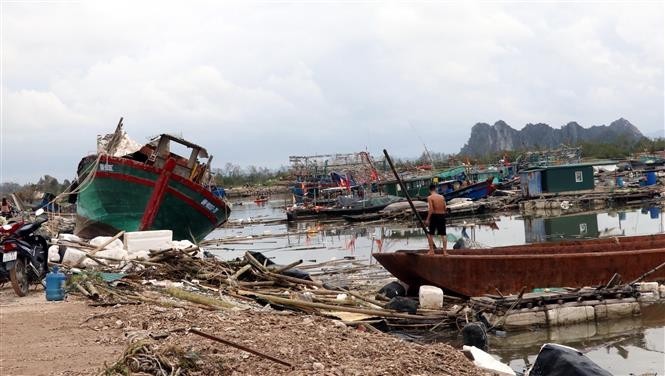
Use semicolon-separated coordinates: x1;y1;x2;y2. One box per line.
263;271;323;287
629;261;665;285
73;282;91;298
273;259;303;274
84;281;100;300
383;149;435;253
244;252;269;273
189;328;293;368
250;291;445;320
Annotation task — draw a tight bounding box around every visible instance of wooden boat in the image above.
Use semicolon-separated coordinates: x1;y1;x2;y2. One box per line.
286;195;404;221
343;201;428;223
440;177;495;201
373;233;665;297
254;196;269;205
74;122;230;242
343;199;488;223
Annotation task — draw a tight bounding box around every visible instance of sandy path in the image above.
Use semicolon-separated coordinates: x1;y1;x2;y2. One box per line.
0;286;124;376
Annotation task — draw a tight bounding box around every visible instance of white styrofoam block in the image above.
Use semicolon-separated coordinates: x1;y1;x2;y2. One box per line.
61;247;87;266
547;306;595;326
170;239;196;249
463;346;516;376
637;282;659;295
638;292;658;303
58;233;82;243
595;302;640;320
124;230;173;252
89;236;124;250
81;258;99;268
659;284;665;299
95;248;128;261
48;245;61;262
419;285;444;309
503;311;547;328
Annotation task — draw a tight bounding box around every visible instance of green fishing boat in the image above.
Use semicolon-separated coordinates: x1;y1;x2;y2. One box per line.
74;120;230;242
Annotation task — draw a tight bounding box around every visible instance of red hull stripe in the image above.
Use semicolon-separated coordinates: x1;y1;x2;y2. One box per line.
95;171;219;224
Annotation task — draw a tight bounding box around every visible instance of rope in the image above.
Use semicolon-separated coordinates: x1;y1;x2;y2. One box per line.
39;153;104;212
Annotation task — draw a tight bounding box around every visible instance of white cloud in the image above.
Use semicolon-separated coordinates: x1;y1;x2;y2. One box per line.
1;1;662;182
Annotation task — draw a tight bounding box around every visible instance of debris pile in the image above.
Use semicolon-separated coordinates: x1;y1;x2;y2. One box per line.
58;245;464;332
41;230;483;375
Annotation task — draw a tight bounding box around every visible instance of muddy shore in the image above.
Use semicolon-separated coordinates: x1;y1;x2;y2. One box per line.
0;286;481;375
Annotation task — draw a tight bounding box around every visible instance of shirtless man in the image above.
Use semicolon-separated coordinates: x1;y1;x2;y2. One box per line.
425;183;447;254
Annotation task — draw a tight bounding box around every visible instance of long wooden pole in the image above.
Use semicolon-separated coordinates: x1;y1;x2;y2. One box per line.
383;149;435;252
629;261;665;285
189;328;293;368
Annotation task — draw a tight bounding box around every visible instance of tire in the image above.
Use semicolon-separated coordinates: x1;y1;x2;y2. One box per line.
10;257;29;297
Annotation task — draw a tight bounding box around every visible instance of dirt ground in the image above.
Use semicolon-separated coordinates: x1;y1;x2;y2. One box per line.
0;285;125;375
0;284;482;376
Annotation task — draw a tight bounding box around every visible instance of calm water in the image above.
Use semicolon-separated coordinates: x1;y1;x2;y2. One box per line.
206;200;665;375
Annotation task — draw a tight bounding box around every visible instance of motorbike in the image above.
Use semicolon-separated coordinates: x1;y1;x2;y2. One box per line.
0;209;49;296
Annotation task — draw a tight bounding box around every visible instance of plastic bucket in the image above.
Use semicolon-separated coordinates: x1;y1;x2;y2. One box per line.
616;176;624;188
649;206;660;219
645;171;657;186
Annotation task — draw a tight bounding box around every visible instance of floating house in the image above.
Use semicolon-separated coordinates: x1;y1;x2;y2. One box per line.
520;163;595;198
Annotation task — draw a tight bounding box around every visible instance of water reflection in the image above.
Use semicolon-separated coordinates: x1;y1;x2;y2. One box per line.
489;304;665;375
212;201;665;265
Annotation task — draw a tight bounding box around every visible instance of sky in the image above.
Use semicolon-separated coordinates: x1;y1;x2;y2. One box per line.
1;1;663;183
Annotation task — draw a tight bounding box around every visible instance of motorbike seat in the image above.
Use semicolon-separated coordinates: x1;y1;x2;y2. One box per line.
14;217;47;237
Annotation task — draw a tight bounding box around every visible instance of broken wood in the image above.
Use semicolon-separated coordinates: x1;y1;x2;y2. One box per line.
273;259;303;274
73;282;91;298
84;281;100;300
244;251;269;273
249;291;448;320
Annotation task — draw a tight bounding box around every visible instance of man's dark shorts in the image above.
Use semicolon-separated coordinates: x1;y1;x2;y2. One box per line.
429;213;446;236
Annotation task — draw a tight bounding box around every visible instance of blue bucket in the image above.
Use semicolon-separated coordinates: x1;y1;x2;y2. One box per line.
615;176;624;188
649;206;661;219
645;171;657;186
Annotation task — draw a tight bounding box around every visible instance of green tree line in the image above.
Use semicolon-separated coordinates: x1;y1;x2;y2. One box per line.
1;175;71;203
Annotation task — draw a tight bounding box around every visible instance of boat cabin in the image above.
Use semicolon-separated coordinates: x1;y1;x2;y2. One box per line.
140;134;211;184
381;176;433;199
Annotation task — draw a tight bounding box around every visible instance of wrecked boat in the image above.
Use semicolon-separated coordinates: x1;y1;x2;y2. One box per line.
373;233;665;297
73;119;230;242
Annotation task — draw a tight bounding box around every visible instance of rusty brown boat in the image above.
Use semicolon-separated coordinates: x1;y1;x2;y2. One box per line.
373;233;665;297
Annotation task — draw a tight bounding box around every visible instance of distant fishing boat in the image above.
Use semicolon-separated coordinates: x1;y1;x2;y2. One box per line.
286;195;404;221
439;177;495;201
343;200;428;222
254;196;269;205
74;120;230;242
373;234;665;297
